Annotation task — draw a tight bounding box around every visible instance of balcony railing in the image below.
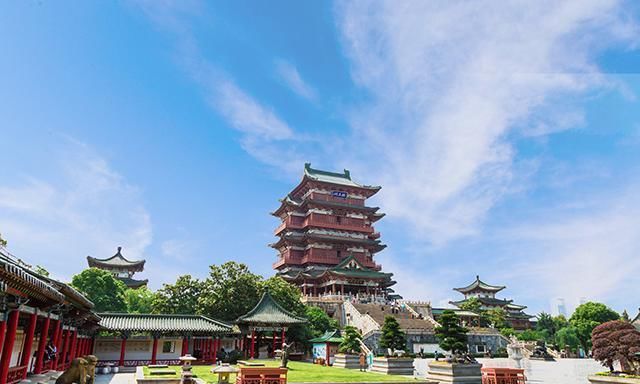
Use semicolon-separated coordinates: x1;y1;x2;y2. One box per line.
275;213;374;235
309;192;365;206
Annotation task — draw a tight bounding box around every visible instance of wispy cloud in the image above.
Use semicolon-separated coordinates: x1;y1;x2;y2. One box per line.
275;59;317;101
0;138;152;282
335;0;638;245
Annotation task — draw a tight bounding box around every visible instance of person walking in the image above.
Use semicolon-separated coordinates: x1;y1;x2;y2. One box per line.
359;351;367;372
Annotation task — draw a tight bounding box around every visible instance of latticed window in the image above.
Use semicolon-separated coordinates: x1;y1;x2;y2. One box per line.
162;341;175;353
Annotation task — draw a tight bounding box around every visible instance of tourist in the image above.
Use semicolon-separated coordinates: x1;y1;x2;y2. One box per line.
434;350;439;361
359;351;366;372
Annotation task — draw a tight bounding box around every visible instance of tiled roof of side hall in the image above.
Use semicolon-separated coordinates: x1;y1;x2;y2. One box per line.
453;275;506;293
0;247;66;304
117;277;149;288
236;291;307;326
87;247;145;270
303;163;381;191
98;313;234;334
450;297;513;308
309;329;343;344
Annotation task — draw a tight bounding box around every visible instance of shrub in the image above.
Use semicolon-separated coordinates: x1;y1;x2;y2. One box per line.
592;320;640;374
379;316;407;353
435;310;468;356
339;326;363;354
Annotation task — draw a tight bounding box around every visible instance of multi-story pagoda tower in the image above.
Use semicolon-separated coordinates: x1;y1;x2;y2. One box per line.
271;163;395;299
87;247;148;289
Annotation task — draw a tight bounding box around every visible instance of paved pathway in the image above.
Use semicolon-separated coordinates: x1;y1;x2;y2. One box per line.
94;373;136;384
415;358;604;384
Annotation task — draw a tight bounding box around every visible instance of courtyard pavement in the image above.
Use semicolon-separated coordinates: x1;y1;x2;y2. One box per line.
415;357;604;384
94;373;136;384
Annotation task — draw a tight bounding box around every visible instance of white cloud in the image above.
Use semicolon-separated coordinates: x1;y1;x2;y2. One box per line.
0;139;152;282
335;0;638;245
275;59;317;101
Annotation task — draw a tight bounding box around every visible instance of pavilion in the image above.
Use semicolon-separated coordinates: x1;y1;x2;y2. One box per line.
0;247;99;384
236;292;307;359
87;247;148;289
94;313;236;367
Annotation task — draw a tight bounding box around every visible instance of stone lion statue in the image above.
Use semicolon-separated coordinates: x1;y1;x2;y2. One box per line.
56;358;88;384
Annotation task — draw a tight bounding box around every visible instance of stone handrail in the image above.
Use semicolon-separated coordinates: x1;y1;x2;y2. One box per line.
401;302;440;327
343;300;380;336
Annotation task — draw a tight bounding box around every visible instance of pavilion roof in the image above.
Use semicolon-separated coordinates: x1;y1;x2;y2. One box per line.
309;329;343;344
0;247;65;304
431;308;480;317
87;247;145;271
98;313;234;334
303;163;381;191
453;275;506;294
117;276;149;288
236;291;307;326
450;297;513;308
278;256;394;282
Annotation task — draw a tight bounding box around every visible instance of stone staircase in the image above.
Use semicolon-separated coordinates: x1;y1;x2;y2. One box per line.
350;303;436;332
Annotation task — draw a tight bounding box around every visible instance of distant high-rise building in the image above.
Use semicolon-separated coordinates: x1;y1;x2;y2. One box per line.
552;297;567;317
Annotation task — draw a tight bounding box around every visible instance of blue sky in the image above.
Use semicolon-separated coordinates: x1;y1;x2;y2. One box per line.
1;1;640;317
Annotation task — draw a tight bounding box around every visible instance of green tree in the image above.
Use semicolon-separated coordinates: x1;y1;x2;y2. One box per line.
305;306;339;338
555;326;580;352
125;287;155;313
485;308;508;329
500;327;516;338
517;329;544;342
0;232;7;247
553;315;569;330
34;265;50;277
435;310;468;355
339;326;362;354
570;302;620;351
153;275;203;314
71;268;127;312
459;297;482;313
197;262;262;321
379;316;407;353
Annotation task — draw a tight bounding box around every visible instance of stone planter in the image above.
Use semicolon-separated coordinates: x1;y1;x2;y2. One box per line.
425;361;482;384
370;357;415;375
588;375;640;384
333;354;361;369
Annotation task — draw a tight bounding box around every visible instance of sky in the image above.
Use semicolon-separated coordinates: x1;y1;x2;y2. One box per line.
1;0;640;317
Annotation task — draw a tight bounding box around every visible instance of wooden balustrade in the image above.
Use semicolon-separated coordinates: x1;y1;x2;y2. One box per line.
7;366;27;384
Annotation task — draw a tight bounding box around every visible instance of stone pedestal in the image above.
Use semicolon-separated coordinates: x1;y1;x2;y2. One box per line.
371;357;415;375
588;375;640;384
425;362;482;383
333;354;360;369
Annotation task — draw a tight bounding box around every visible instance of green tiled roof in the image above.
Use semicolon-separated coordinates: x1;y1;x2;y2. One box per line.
0;248;66;304
304;163;380;191
450;297;513;308
236;292;307;325
309;330;343;344
454;275;505;293
98;313;233;333
117;276;149;288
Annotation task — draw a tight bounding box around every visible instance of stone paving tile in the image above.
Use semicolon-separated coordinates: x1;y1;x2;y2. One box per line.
95;373;136;384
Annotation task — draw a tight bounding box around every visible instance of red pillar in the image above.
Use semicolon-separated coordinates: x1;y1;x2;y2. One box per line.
181;336;189;356
34;317;50;374
0;310;20;384
59;329;70;368
118;336;127;367
325;342;330;366
0;320;6;358
250;329;256;359
281;328;286;348
69;330;78;359
50;321;61;369
20;313;38;376
272;333;276;357
212;338;218;363
151;336;158;364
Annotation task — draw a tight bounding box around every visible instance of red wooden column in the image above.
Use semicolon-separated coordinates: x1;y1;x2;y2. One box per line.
181;336;189;356
151;335;159;364
250;329;256;359
0;310;20;384
325;342;330;366
212;338;218;363
50;321;61;369
33;316;50;374
281;328;286;348
0;320;7;357
20;313;38;377
69;330;78;359
58;329;69;369
118;335;127;367
272;333;276;357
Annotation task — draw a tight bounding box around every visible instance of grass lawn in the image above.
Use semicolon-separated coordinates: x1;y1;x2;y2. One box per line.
144;360;422;383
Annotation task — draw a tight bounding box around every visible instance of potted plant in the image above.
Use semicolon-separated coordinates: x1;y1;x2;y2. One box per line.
426;310;482;383
333;326;363;369
588;320;640;383
370;316;414;375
